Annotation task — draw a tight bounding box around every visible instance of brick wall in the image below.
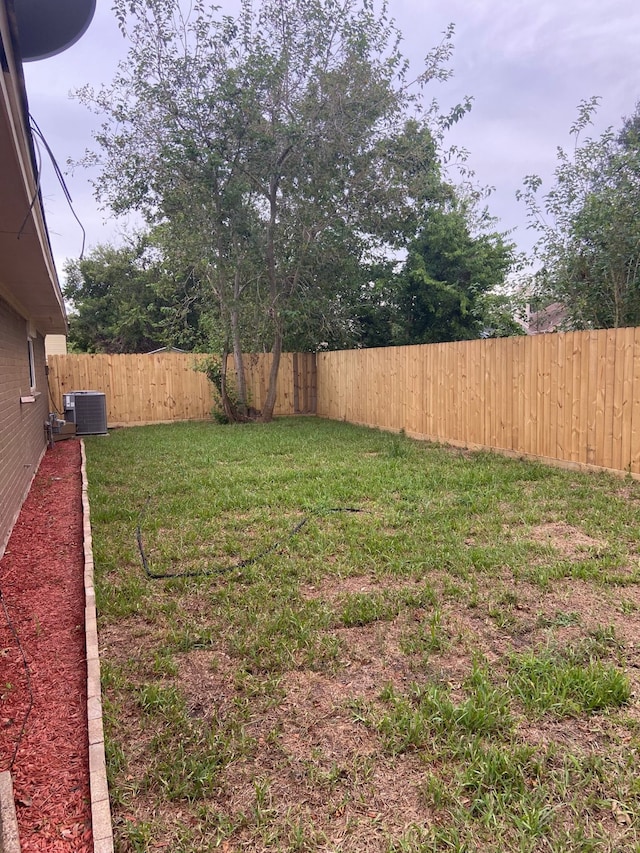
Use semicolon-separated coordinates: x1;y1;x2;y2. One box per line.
0;296;49;559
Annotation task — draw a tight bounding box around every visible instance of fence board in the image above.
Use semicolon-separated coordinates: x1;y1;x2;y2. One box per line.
499;338;509;450
523;336;534;455
535;336;546;457
471;340;484;447
568;332;579;462
548;335;559;460
582;333;595;464
459;343;469;445
620;327;635;471
605;329;619;471
631;330;640;474
556;334;565;459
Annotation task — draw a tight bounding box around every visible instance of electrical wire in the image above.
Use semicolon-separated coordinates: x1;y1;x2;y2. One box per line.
46;368;63;415
136;496;365;580
16;118;43;241
0;587;34;771
24;114;87;258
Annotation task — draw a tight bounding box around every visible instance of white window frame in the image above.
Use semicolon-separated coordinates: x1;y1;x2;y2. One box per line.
27;336;37;392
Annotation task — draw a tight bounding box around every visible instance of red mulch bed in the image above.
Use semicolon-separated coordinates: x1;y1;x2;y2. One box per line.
0;440;92;852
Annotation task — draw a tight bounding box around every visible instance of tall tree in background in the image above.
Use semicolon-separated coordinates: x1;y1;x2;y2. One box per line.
76;0;467;420
393;199;518;344
63;240;207;353
519;99;640;330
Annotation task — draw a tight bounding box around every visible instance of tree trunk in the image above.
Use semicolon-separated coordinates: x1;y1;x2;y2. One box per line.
261;325;283;422
230;272;249;417
261;183;282;423
219;341;237;422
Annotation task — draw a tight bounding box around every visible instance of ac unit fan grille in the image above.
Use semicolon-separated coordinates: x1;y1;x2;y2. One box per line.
67;391;108;435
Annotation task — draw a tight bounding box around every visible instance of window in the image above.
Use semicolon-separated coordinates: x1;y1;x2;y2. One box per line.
27;336;36;391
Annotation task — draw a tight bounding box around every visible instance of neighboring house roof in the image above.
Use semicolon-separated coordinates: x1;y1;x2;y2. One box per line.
527;302;567;335
146;346;188;354
0;0;67;335
45;334;68;357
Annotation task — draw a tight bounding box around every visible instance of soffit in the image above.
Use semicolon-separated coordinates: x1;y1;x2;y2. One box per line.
0;1;66;335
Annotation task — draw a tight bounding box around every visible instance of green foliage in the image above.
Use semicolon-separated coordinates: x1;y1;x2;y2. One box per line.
519;98;640;329
63;239;208;353
339;592;399;627
351;198;523;348
394;201;519;344
195;354;242;424
374;668;512;755
64;241;162;353
400;607;448;657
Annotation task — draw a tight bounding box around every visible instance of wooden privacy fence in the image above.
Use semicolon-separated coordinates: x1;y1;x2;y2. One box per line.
47;352;317;426
316;328;640;476
49;328;640;476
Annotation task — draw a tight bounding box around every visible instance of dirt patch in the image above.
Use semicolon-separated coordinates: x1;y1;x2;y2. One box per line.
301;574;381;602
614;484;640;502
528;521;606;558
216;664;436;852
178;648;239;722
518;713;617;753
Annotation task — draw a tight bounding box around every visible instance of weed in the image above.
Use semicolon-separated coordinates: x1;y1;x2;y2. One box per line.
121;819;154;852
375;664;512;754
508;647;631;716
400;608;448;658
537;610;582;628
286;815;326;851
167;624;218;652
137;682;185;718
339;592;399;627
152;650;178;677
252;776;276;826
387;823;471;852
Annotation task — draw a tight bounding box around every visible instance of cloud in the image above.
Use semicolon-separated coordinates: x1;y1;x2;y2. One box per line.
20;0;640;276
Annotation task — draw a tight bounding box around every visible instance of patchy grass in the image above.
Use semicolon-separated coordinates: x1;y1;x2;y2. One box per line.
85;418;640;852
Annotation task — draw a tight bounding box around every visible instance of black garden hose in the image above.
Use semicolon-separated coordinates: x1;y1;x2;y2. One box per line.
136;497;365;580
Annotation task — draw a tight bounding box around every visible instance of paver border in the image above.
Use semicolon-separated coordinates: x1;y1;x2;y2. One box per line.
0;769;20;853
81;440;114;853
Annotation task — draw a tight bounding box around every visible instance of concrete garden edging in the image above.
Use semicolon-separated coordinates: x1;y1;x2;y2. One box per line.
0;770;20;853
80;441;114;853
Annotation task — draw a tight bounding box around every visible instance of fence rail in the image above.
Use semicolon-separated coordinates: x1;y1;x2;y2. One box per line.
49;329;640;477
47;352;316;426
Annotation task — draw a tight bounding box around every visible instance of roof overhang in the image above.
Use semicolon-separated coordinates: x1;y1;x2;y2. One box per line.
0;0;66;335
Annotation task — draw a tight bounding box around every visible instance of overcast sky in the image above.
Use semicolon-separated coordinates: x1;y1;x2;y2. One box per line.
22;0;640;280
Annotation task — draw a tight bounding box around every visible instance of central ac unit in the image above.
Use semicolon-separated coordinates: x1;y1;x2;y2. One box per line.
63;391;108;435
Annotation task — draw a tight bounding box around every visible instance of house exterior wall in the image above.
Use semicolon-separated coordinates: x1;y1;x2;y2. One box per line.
1;0;69;558
0;294;49;559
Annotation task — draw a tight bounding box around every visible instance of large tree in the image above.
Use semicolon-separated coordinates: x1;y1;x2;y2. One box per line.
389;199;518;344
519;99;640;330
63;240;208;353
76;0;465;419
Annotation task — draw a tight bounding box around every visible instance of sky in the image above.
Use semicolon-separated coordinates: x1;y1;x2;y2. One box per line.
21;0;640;281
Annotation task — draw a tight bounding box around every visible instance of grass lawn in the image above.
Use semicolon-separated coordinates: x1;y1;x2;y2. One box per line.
85;418;640;852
